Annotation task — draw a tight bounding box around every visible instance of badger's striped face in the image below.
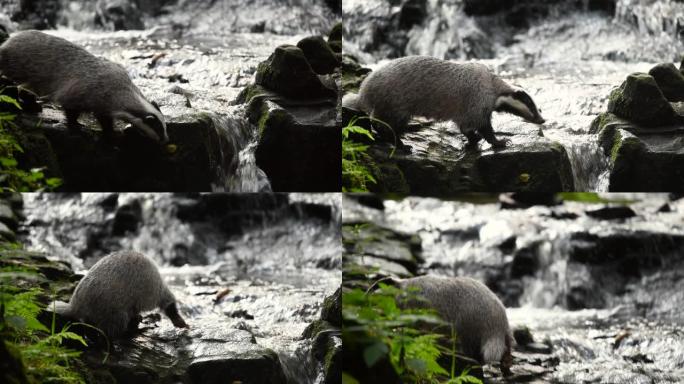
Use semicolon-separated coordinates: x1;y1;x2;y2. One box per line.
119;97;169;144
495;89;545;125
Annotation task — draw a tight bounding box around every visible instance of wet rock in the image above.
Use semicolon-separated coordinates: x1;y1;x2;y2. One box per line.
343;223;422;275
511;243;540;277
296;36;339;75
657;203;671;213
112;200;143;235
304;288;341;384
254;45;336;100
568;231;684;266
500;193;560;209
648;63;684;102
238;39;340;192
585;206;636;220
346;194;385;210
95;0;144;31
606;73;679;127
327;22;342;53
10;107;238;191
591;113;684;192
99;193;119;211
289;202;333;222
0;221;15;242
399;0;427;30
0;201;19;231
11;0;60;29
513;326;535;346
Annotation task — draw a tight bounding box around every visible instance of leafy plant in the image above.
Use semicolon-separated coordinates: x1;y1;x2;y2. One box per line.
343;283;483;384
342;117;377;192
0;266;87;384
0;91;62;192
342;116;397;192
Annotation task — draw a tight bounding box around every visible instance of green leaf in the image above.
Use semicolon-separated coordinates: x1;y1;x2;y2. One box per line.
0;94;22;110
342;372;360;384
363;341;389;367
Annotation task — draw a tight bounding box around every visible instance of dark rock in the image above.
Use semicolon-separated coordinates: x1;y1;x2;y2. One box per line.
296;36;339;75
325;0;341;13
523;342;552;354
657;203;671;213
592;112;684;192
343;223;422;275
500;192;560;209
250;98;340;192
399;0;426;29
99;193;119;211
649;63;684;102
568;231;684;268
0;201;19;231
513;326;534;346
497;235;517;254
347;194;385;210
0;221;15;242
606;73;678;127
12;0;61;29
11;108;240;191
255;45;336;100
321;288;341;327
567;284;605;310
290;202;333;222
186;348;287;384
511;243;540;277
95;0;144;31
327;22;342;53
585;206;636;220
112;200;143;235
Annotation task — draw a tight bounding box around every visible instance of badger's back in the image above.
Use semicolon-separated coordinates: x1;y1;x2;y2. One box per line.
358;56;503;126
399;275;511;363
68;251;172;337
0;30;138;113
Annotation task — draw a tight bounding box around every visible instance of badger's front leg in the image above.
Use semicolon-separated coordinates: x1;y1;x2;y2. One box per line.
64;109;82;132
478;121;507;149
95;113;115;142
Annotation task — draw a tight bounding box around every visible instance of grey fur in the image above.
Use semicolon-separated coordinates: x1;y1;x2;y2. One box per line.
0;30;168;143
398;275;513;374
347;56;545;147
56;251;187;338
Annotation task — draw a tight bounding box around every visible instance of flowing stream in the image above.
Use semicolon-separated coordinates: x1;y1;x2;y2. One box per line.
343;0;684;191
2;0;338;191
343;194;684;382
21;193;342;384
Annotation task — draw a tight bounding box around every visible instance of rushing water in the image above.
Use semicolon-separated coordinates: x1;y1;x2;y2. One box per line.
2;0;338;191
343;0;684;191
21;193;342;384
343;194;684;382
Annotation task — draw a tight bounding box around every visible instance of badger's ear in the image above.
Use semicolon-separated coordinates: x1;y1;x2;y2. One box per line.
151;100;161;112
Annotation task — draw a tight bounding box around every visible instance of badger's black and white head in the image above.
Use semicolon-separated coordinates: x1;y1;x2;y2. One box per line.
495;88;545;125
116;95;169;144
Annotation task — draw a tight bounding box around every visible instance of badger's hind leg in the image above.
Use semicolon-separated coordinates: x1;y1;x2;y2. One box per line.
464;130;482;149
127;313;142;334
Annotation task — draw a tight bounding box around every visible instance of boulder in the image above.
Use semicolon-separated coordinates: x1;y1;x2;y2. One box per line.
255;45;336;100
585;206;636;220
591;113;684;191
95;0;144;30
606;73;679;127
327;22;342;53
648;63;684;102
296;36;340;75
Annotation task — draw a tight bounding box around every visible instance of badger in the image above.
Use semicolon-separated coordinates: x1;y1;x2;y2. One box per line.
0;30;168;143
342;55;545;148
394;275;514;375
55;251;188;338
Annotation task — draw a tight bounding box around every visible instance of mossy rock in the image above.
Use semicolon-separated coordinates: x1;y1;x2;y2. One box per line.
648;63;684;102
296;36;340;75
606;73;678;127
255;45;336;100
327;22;342;53
341;55;371;93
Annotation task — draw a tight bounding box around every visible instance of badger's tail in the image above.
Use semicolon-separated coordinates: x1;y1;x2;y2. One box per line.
342;92;365;111
481;335;508;364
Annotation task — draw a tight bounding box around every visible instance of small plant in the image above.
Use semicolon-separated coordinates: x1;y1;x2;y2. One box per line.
342;283;483;384
0;266;87;384
342;117;377;192
0;91;62;192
